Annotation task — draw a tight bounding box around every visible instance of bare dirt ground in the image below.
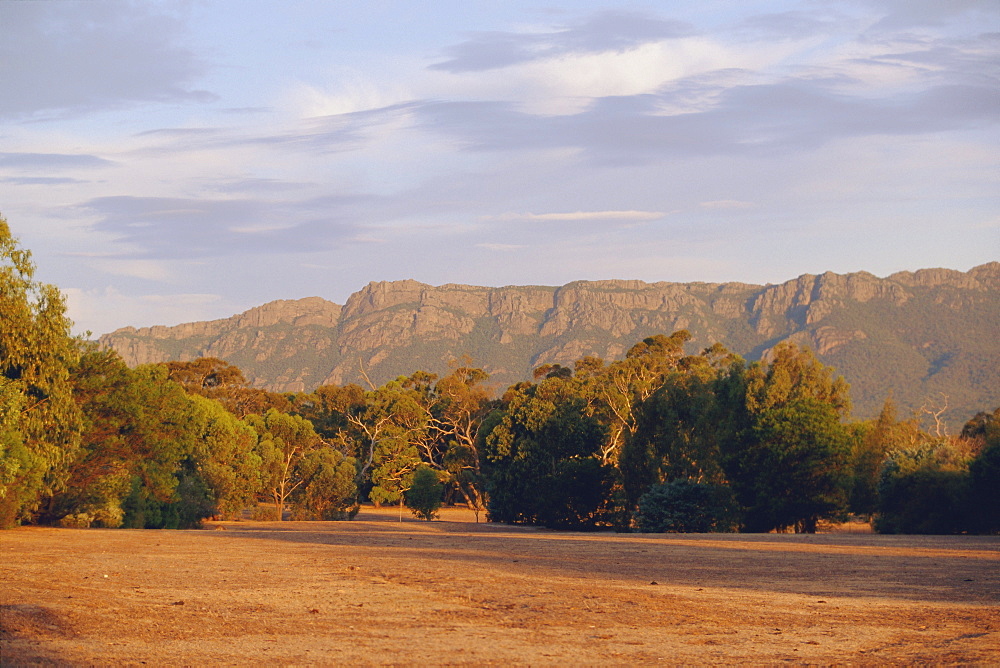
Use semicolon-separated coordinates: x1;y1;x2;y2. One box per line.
2;507;998;666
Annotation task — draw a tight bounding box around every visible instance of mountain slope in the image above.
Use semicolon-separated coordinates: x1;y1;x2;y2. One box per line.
99;263;1000;428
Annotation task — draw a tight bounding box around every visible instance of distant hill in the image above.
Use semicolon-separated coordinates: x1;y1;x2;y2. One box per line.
99;263;1000;429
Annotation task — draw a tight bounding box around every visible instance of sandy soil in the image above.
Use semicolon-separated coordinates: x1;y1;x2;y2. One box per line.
2;507;998;666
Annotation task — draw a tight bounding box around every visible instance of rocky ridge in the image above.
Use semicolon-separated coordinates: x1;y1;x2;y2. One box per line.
99;263;1000;425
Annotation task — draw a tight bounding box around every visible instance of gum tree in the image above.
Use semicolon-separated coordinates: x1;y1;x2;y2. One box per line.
0;218;82;527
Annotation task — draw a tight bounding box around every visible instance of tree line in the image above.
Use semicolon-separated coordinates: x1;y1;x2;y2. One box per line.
2;218;997;533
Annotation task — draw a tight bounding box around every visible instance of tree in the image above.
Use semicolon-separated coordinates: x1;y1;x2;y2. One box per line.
0;379;37;527
739;398;851;532
111;365;202;529
0;218;82;527
345;375;432;506
622;350;734;513
164;358;290;418
290;446;358;520
430;366;494;518
847;395;922;518
187;394;263;519
46;347;137;526
51;357;201;528
726;344;852;533
967;408;1000;534
247;409;323;520
483;376;612;528
290;383;366;441
405;465;444;521
593;331;692;465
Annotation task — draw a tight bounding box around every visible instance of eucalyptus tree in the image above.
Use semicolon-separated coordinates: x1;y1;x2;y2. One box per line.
483;372;611;528
164;357;290;418
0;218;82;526
429;366;494;517
728;342;853;533
247;409;325;520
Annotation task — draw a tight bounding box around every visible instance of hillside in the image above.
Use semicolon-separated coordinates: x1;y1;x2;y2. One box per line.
99;263;1000;427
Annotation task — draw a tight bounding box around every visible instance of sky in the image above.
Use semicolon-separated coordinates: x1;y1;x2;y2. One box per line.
2;0;998;337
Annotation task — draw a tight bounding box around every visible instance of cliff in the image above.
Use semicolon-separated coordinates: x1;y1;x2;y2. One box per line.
99;262;1000;426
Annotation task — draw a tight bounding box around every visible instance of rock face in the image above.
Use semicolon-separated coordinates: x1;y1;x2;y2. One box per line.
99;262;1000;424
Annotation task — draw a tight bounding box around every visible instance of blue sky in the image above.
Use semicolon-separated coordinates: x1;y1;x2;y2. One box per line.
2;1;998;336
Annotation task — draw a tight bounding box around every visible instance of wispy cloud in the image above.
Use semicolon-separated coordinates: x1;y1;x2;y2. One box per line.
2;176;89;186
0;2;213;119
430;11;695;73
0;152;114;169
414;79;1000;165
486;210;668;222
80;196;358;259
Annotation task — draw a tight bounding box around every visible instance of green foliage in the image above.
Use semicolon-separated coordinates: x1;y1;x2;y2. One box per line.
187;394;263;519
120;468;212;531
623;356;731;513
847;396;923;517
405;465;444;521
725;345;852;533
483;375;614;529
874;438;974;534
164;357;290;418
3;226;991;541
967;438;1000;534
431;366;494;515
290;383;366;440
744;399;850;532
290;447;358;520
45;348;137;525
247;409;324;520
635;479;739;533
0;218;82;526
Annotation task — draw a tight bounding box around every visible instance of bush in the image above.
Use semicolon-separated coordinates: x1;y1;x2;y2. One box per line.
875;467;969;534
966;443;1000;534
636;479;739;533
405;466;443;521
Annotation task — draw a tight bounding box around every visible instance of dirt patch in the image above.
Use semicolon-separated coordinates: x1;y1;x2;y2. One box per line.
2;507;997;665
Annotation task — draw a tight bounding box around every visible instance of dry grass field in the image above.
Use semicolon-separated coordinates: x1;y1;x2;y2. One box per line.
2;507;998;665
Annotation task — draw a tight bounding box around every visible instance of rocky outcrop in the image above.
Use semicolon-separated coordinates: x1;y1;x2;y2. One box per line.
98;263;1000;424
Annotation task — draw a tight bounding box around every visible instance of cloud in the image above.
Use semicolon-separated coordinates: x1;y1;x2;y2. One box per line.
80;196;358;259
0;2;213;119
430;10;694;73
206;178;318;194
88;259;175;282
736;10;851;40
0;152;114;170
249;103;418;153
864;0;999;30
862;32;1000;84
487;210;667;222
415;78;999;165
1;176;89;186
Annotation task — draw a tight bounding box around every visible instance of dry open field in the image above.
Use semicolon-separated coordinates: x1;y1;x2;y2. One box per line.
2;507;998;665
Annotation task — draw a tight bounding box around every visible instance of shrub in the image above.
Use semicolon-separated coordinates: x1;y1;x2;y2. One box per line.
636;479;739;533
405;466;443;521
874;441;973;534
965;442;1000;534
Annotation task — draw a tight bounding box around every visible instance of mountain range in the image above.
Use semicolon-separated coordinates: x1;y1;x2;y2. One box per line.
99;263;1000;429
